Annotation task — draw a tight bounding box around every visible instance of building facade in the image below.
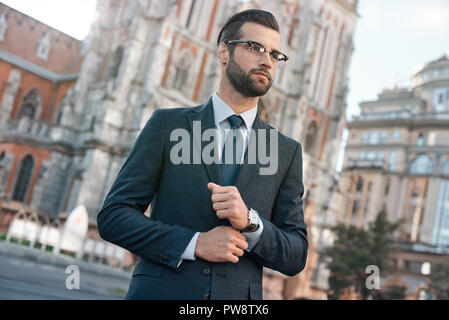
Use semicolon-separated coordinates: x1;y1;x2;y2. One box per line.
0;0;358;299
338;54;449;299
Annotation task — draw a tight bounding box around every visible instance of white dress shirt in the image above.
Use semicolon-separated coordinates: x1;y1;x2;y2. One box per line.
178;93;264;266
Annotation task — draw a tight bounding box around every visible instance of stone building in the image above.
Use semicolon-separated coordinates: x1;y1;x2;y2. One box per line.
0;0;358;299
338;54;449;299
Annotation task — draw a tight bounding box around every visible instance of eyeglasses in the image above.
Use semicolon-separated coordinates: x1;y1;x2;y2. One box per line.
226;40;289;62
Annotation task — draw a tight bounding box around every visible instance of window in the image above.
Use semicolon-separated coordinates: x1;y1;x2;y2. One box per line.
0;12;7;41
369;132;380;145
12;155;35;202
172;52;191;92
381;132;387;144
356;177;364;191
377;151;384;161
185;0;197;29
389;151;397;171
433;69;440;77
410;154;433;174
362;132;369;144
432;88;448;113
443;161;449;175
304;121;318;156
352;200;360;216
359;151;366;160
36;33;51;61
392;129;400;140
110;46;123;80
367;151;376;161
416;133;425;147
19;88;41;120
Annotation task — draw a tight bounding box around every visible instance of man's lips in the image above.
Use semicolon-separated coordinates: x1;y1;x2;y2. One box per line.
253;71;271;80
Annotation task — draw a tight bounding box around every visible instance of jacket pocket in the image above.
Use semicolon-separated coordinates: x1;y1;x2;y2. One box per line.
132;258;166;278
249;282;263;300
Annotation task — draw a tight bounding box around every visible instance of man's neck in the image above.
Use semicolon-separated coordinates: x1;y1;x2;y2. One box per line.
217;86;259;115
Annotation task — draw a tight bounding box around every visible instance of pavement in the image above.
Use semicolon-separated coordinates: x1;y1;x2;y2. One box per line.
0;241;133;300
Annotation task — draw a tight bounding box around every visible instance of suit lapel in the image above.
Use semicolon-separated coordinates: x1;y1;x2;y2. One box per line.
187;98;222;185
186;98;269;193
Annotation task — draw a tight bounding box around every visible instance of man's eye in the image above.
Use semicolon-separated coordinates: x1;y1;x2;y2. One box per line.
271;52;280;60
250;43;264;52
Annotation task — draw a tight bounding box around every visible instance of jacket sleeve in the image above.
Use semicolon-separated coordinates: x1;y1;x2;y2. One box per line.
248;142;308;277
96;109;197;272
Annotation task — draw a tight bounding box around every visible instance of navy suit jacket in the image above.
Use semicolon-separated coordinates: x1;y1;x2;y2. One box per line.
97;98;308;300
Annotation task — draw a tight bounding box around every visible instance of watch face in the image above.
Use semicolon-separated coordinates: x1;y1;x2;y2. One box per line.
249;209;258;224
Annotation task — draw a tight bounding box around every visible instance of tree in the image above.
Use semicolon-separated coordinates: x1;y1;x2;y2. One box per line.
321;208;401;299
427;257;449;300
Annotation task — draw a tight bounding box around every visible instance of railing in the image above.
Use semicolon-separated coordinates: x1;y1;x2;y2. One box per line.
2;117;94;148
351;112;449;123
345;159;387;170
3;208;127;270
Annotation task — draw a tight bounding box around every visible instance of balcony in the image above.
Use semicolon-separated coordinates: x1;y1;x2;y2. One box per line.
1;118;93;148
350;111;449;128
345;159;387;170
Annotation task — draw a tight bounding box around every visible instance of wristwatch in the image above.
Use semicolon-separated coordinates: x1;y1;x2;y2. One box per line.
241;208;260;233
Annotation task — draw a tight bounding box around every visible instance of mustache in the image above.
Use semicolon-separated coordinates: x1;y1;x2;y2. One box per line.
251;69;272;81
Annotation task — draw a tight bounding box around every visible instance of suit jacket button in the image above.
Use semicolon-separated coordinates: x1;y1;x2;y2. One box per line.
203;268;211;275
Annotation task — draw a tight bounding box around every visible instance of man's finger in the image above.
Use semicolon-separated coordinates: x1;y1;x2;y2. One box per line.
235;238;248;251
211;193;234;203
208;182;233;194
212;201;232;211
216;210;230;219
207;182;220;191
233;246;244;257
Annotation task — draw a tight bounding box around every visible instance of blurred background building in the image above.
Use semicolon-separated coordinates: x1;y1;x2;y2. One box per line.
1;0;362;299
338;53;449;298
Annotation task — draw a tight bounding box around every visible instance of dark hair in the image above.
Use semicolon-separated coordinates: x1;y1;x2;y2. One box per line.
216;9;280;49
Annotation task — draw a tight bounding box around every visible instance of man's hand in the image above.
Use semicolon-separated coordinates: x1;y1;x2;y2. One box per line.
194;226;248;263
207;182;249;230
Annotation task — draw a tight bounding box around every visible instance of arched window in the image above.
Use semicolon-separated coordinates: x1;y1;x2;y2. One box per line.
19;88;41;120
12;155;35;202
110;46;123;80
304;121;318;155
410;154;433;174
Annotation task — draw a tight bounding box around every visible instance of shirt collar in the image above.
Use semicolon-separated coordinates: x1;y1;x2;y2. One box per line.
212;92;258;130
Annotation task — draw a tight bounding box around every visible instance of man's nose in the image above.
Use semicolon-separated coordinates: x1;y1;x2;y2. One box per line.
259;51;273;69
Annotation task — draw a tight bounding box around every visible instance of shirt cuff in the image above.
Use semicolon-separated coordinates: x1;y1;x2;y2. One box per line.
177;232;200;268
242;215;264;251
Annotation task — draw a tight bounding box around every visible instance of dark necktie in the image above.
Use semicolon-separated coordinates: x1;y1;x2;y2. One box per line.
221;115;244;186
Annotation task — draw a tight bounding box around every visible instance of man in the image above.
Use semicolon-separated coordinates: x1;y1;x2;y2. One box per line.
97;9;308;300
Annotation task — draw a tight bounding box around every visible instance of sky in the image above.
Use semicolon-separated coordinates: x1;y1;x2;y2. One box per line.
1;0;98;41
347;0;449;120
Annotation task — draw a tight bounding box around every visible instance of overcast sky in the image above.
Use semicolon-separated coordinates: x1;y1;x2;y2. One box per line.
349;0;449;119
1;0;98;40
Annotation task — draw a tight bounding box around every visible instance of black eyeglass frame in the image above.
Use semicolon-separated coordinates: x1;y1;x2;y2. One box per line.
226;40;289;62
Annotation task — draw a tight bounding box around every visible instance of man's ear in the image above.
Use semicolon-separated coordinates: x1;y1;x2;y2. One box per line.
217;42;229;66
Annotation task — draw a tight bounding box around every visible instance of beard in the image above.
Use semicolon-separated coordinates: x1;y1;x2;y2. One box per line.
226;54;273;97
